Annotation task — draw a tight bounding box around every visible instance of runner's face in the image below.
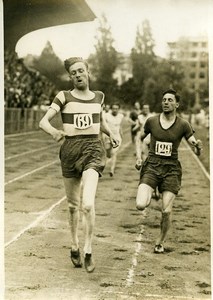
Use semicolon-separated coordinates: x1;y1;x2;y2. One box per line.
162;93;179;113
143;105;150;115
69;62;89;90
105;105;110;112
111;105;119;116
134;102;140;110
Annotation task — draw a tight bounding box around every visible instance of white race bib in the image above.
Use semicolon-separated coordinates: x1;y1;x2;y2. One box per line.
74;114;93;129
155;141;172;156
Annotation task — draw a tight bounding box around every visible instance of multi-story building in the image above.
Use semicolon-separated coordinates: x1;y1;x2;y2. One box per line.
167;36;209;108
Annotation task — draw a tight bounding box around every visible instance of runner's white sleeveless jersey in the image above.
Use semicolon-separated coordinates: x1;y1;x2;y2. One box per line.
104;112;123;141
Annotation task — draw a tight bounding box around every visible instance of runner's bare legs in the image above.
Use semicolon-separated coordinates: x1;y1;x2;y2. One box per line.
135;131;142;167
108;147;120;176
63;169;98;271
155;191;175;245
82;168;99;255
110;151;117;175
136;183;153;210
63;177;81;251
136;184;175;250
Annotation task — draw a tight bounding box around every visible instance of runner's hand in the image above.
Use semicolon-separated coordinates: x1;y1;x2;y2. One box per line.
52;130;66;143
135;158;143;170
110;136;119;148
193;139;203;156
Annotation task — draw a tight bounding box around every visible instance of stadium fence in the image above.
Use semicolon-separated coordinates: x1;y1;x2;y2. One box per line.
4;108;62;135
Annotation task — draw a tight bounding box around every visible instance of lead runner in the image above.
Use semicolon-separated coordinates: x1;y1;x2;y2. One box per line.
135;88;202;253
39;57;119;272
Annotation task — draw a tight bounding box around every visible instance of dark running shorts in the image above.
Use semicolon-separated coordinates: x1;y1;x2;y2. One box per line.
139;156;182;195
59;135;106;178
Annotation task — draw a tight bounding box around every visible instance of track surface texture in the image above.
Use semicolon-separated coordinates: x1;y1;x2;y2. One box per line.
4;122;211;300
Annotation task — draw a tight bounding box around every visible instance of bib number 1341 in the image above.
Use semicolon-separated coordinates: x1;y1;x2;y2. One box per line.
155;141;172;156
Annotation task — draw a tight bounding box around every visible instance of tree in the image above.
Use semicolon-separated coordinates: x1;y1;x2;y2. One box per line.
130;19;156;102
33;41;66;89
118;19;156;107
88;14;118;102
141;58;192;112
117;78;141;106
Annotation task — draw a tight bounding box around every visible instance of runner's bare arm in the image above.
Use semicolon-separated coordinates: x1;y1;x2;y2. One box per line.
140;131;149;141
132;119;140;132
128;116;136;126
187;135;203;156
100;111;119;148
134;130;149;170
119;116;125;138
39;108;66;142
120;126;123;139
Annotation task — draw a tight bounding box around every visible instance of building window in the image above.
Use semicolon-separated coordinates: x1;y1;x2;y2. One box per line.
191;62;196;68
200;62;206;68
199;72;205;78
191;52;197;58
200;83;207;90
202;42;207;47
190;72;196;79
192;42;198;47
201;52;207;58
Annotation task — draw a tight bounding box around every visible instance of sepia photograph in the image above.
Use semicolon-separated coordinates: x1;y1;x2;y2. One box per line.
3;0;212;299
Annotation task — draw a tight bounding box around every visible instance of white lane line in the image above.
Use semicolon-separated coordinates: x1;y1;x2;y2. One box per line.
5;145;54;161
102;291;201;300
119;139;143;287
126;212;146;287
145;295;202;300
4;131;38;138
4;160;59;186
5;142;131;186
4;196;66;248
5;140;132;247
5;126;129;139
125;141;209;288
126;227;143;286
182;139;210;181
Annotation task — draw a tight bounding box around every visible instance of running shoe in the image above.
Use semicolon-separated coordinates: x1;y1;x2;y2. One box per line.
84;253;95;273
154;244;164;254
109;172;114;177
70;249;82;267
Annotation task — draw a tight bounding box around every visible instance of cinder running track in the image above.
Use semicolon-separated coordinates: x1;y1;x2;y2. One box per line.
4;121;211;300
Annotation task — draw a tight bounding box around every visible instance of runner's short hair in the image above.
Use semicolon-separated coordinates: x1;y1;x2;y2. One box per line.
64;57;88;73
163;88;180;102
111;102;120;109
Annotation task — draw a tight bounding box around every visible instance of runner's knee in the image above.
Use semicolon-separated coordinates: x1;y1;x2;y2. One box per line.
162;209;172;216
136;196;150;210
162;199;174;214
82;203;94;214
136;184;152;210
136;203;147;211
67;195;80;213
68;202;79;214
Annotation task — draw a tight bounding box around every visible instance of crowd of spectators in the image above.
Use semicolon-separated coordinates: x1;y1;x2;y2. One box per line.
4;50;58;109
